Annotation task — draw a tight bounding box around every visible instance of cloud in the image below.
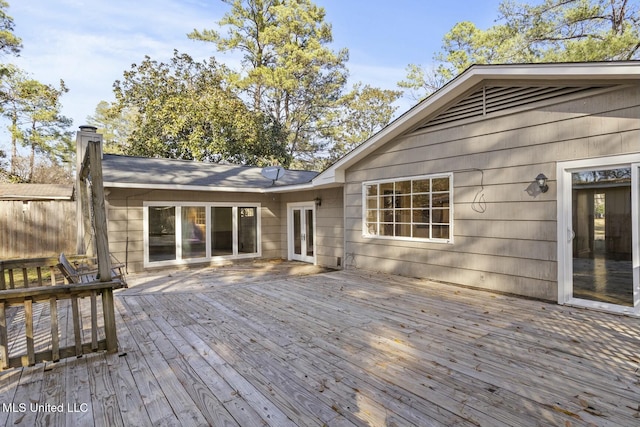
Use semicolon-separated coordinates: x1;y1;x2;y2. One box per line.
9;0;227;128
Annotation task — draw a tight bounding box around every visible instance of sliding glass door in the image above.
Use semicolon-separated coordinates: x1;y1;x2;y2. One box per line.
145;203;261;267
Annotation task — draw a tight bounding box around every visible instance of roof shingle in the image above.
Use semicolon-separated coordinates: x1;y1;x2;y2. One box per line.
102;154;318;190
0;184;74;200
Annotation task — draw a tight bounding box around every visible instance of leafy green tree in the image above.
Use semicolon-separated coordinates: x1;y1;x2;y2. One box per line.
0;2;72;183
398;63;449;102
189;0;349;168
321;83;402;167
86;100;137;154
113;50;290;166
18;79;72;181
0;0;21;78
1;64;27;175
0;0;21;177
0;148;6;181
0;0;20;55
1;71;72;182
400;0;640;99
1;68;72;180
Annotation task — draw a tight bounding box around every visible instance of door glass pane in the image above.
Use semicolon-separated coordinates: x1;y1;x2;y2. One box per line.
293;209;302;255
572;168;633;306
181;207;206;259
305;209;314;256
148;206;176;262
238;207;257;254
211;207;232;256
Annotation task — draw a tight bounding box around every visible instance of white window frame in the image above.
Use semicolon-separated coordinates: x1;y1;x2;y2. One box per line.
143;201;261;268
362;173;454;244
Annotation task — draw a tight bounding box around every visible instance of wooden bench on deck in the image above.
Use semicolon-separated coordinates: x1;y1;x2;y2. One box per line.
57;252;126;284
0;256;126;369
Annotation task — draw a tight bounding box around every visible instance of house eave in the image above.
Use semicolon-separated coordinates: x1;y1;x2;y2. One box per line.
105;182;269;193
104;181;318;194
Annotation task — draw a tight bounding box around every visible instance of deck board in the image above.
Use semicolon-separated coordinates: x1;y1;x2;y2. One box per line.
1;262;639;426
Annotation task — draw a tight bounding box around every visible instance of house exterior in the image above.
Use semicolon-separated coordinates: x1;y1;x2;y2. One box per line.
96;153;343;272
87;62;640;316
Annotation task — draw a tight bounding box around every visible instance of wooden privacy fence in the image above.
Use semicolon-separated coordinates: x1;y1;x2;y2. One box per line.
0;199;76;259
0;256;125;369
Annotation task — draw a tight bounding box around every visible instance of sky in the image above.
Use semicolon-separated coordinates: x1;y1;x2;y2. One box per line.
7;0;505;136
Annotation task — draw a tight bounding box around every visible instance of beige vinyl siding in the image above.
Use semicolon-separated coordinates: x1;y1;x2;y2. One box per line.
106;198;143;271
280;187;344;268
344;85;640;301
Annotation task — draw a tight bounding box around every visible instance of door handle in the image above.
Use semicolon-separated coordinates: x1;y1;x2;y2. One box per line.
568;228;575;242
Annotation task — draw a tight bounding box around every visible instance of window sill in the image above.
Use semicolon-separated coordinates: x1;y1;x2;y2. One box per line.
362;234;453;244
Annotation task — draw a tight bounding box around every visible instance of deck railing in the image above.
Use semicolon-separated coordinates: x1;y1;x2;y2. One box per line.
0;256;125;369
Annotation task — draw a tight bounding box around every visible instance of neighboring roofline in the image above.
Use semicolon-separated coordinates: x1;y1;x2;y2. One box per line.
313;61;640;186
0;195;73;201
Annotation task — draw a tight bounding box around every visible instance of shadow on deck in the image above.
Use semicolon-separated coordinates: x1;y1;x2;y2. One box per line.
1;261;639;426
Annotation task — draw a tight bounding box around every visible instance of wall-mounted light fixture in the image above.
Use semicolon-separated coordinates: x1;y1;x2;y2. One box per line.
314;197;322;207
536;173;548;193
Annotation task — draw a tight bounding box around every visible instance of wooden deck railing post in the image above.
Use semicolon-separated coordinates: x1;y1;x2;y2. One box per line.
86;140;119;354
86;140;112;283
90;291;98;351
0;301;7;369
71;297;83;357
25;298;35;366
50;297;60;362
102;288;118;352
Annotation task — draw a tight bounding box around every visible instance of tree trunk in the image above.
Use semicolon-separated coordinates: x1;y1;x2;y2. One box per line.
28;120;36;182
10;111;17;176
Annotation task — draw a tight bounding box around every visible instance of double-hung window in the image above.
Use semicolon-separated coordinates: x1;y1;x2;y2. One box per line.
363;173;452;242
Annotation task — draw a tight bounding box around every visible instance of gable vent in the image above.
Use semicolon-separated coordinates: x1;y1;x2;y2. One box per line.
419;85;611;129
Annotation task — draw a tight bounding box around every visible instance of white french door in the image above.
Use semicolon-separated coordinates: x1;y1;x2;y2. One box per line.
558;155;640;316
288;203;316;264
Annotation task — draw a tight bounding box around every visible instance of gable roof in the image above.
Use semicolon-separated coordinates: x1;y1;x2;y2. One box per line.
313;61;640;187
102;154;318;193
0;184;74;201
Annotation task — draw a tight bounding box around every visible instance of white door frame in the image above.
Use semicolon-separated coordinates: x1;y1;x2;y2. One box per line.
557;153;640;316
287;202;317;264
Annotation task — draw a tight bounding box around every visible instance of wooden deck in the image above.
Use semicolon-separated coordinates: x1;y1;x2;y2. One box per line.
1;261;639;426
